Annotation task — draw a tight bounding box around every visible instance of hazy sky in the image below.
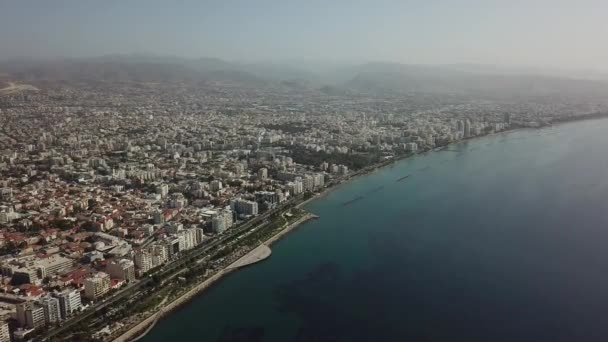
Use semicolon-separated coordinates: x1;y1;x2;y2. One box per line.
1;0;607;69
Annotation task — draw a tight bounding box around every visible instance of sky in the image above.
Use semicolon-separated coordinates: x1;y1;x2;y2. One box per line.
1;0;607;70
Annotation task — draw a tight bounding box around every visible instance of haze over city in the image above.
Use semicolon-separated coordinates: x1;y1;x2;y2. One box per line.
1;0;608;71
3;1;608;342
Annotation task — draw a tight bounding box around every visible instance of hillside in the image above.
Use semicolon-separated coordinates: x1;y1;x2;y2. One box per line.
1;56;608;99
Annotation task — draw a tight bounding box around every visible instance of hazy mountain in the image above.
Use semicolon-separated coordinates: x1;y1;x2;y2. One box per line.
2;55;608;98
338;62;608;98
240;62;320;83
0;55;266;87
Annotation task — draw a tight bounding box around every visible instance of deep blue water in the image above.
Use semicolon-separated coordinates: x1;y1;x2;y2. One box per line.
144;119;608;342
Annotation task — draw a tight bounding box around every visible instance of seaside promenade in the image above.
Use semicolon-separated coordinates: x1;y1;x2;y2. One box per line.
113;212;317;341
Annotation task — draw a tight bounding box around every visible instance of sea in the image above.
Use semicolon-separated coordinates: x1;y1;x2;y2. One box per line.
144;118;608;342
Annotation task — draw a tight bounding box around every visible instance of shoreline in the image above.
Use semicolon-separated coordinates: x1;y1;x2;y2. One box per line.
113;213;317;342
264;213;318;247
112;115;608;341
112;132;488;341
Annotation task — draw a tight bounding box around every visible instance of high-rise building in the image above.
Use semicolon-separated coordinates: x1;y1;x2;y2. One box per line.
151;244;169;265
211;210;233;233
84;272;110;300
134;251;153;273
106;259;136;282
156;184;169;198
153;210;164;224
53;289;82;319
231;199;259;216
0;320;10;342
209;180;223;192
504;112;512;125
163;237;180;257
26;304;45;329
169;193;188;208
287;178;304;195
464;120;471;138
17;302;45;329
257;168;268;180
313;173;325;188
37;295;61;324
15;302;27;327
177;229;197;251
194;228;206;245
302;175;315;191
165;222;183;234
140;224;155;236
0;188;11;201
457;120;464;133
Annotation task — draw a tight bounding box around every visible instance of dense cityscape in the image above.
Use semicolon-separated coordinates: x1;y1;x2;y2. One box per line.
1;58;608;341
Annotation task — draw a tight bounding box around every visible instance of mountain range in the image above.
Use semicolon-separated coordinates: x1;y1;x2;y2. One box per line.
2;55;608;98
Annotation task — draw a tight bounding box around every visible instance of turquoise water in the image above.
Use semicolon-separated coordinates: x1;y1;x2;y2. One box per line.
145;119;608;342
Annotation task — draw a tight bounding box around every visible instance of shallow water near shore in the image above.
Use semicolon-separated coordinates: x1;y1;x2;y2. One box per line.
144;118;608;342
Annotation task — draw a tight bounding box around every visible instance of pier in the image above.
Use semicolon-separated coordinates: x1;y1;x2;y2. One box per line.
226;244;272;270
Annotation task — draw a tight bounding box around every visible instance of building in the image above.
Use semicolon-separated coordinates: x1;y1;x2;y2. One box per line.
405;142;418;152
169;193;188;209
156;184;169;198
150;244;169;266
0;188;11;201
177;229;193;251
83;251;105;264
165;222;183;235
254;191;280;205
38;295;61;324
153;210;164;224
302;175;315;192
84;272;111;300
211;210;233;233
257;168;268;180
312;173;325;188
36;255;73;279
1;256;40;285
15;302;27;327
106;259;136;282
53;289;82;319
276;171;298;181
26;304;45;329
464;120;471;138
139;224;155;236
457;120;464;133
12;267;39;285
163;237;181;256
17;302;45;329
0;320;10;342
134;251;153;273
230;198;259;216
209;180;223;192
288;177;304;195
194;227;206;245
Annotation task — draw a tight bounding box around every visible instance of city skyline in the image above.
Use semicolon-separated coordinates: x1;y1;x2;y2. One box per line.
2;1;608;340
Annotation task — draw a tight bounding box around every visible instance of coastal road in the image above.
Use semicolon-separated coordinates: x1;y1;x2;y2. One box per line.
40;195;305;341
